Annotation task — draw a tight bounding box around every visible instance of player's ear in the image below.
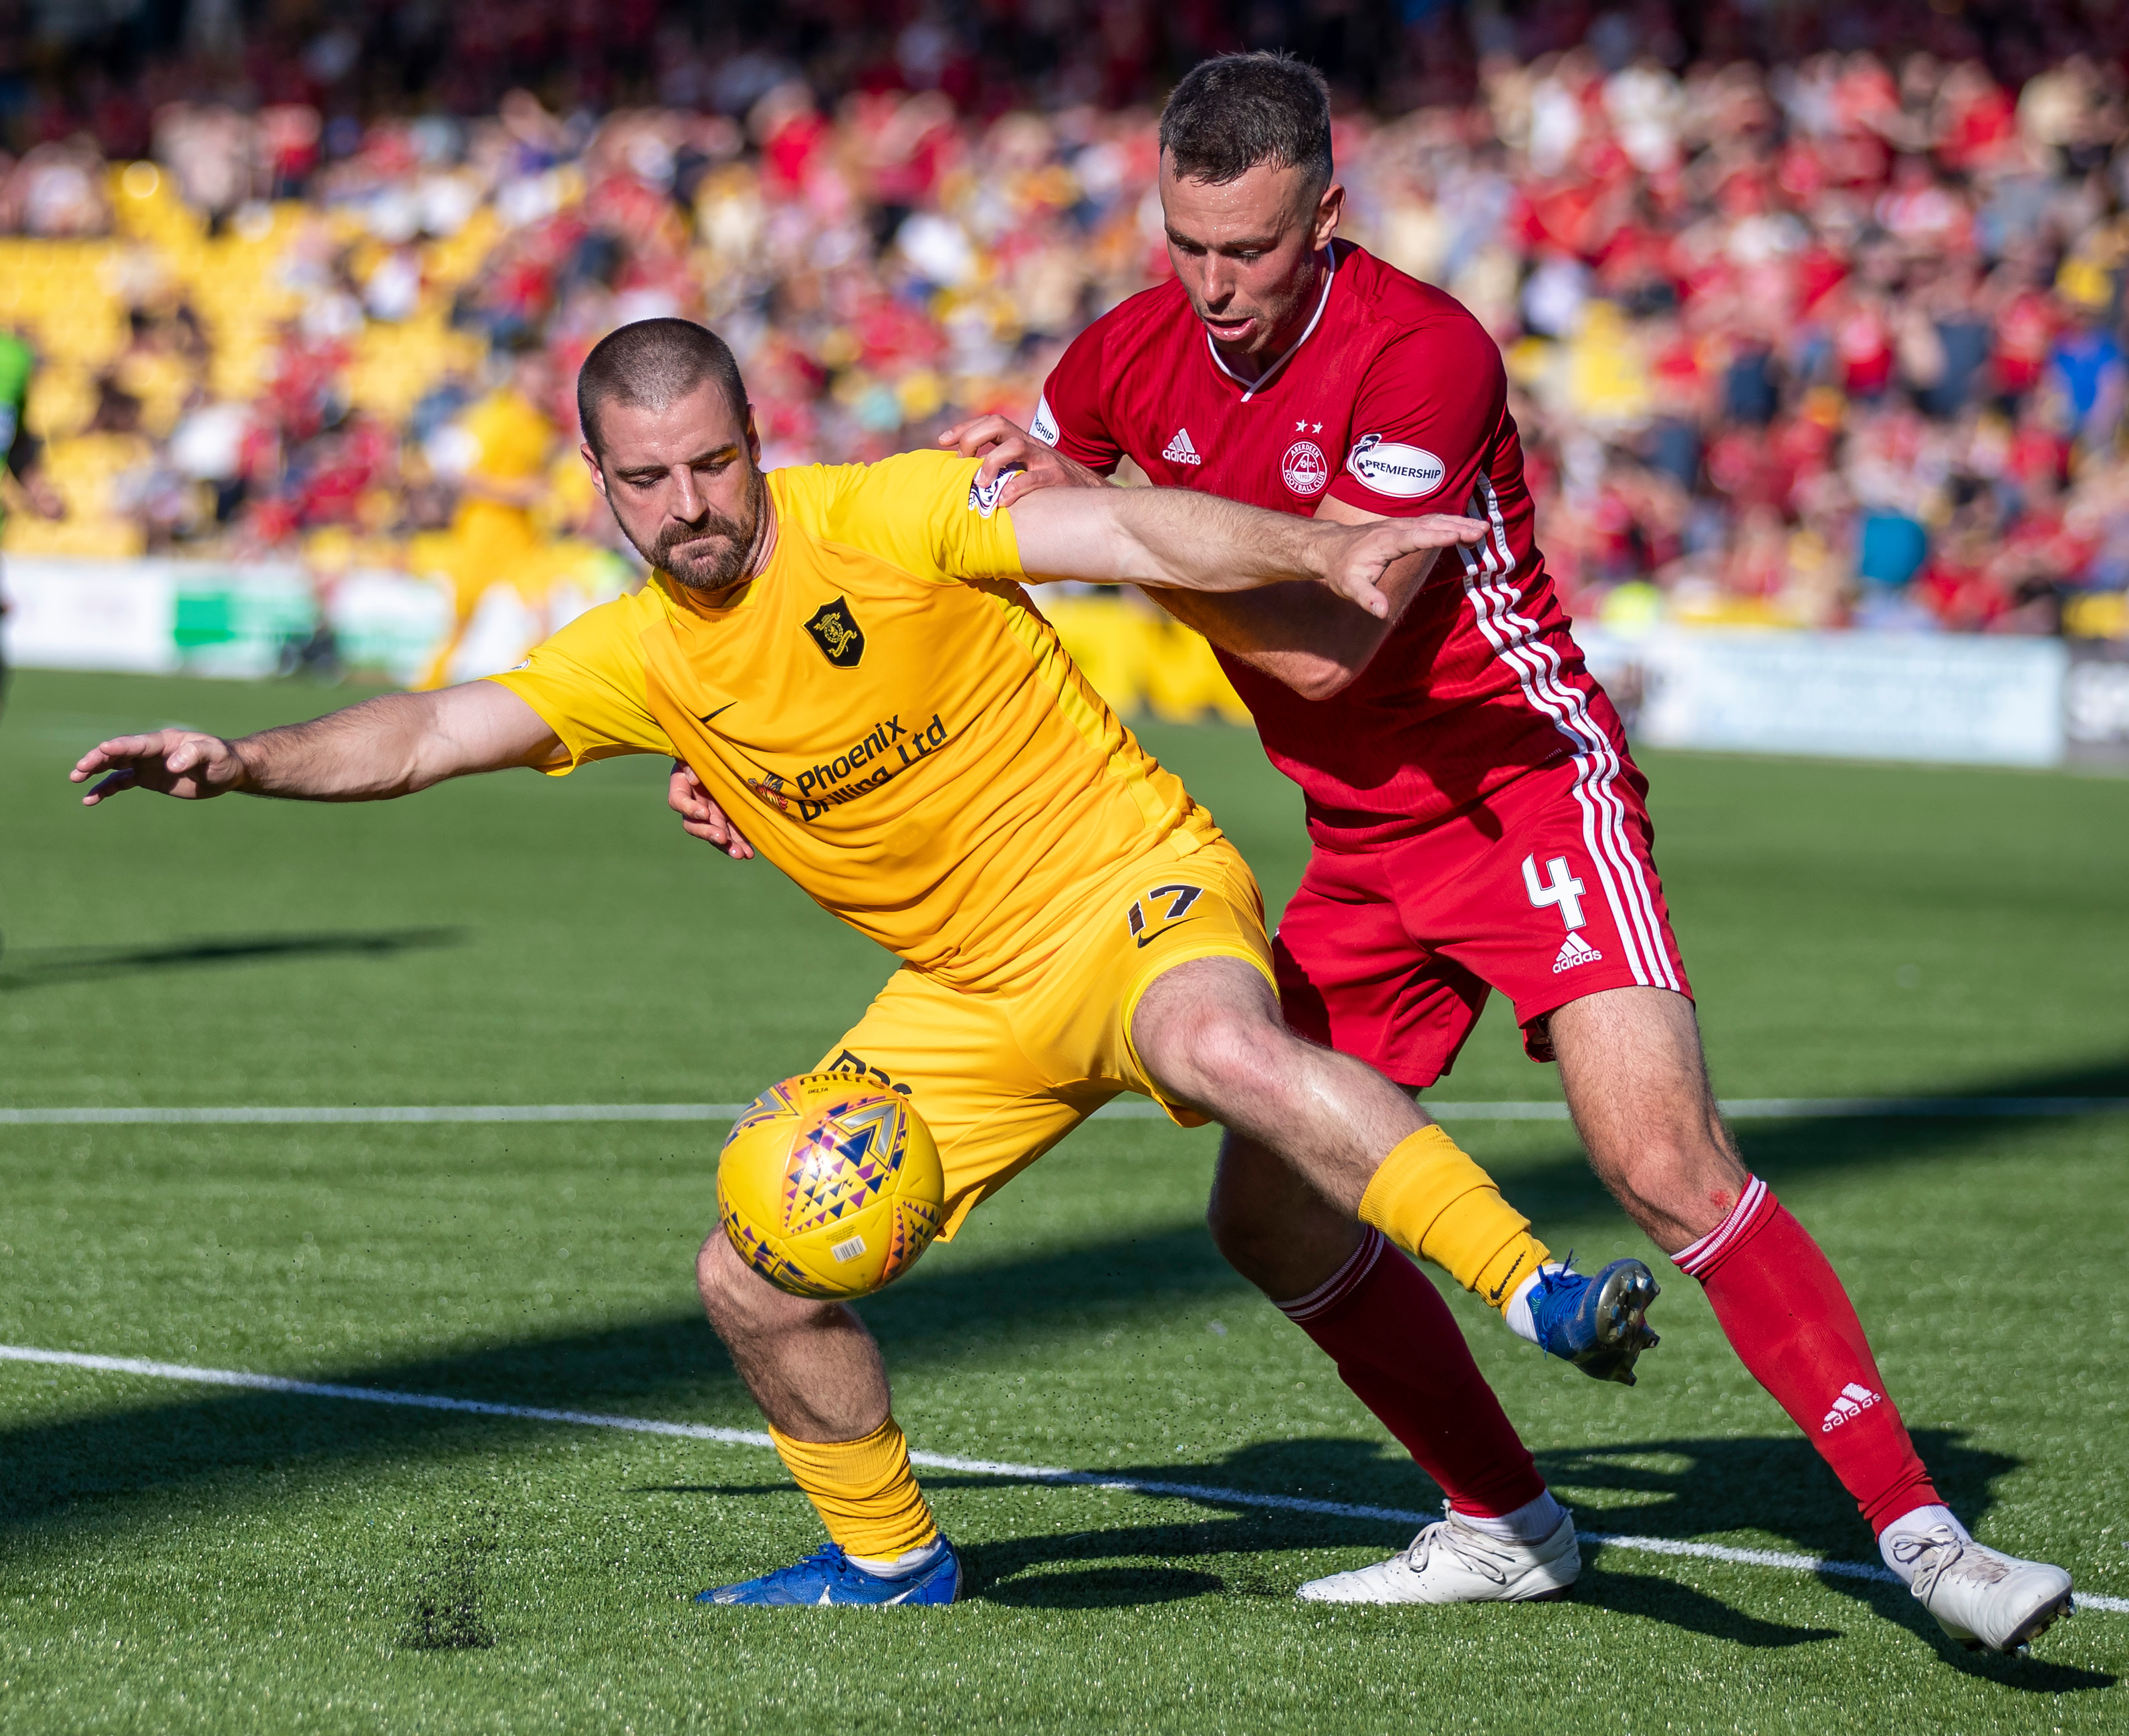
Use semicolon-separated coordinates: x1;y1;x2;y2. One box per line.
744;405;763;468
1312;179;1345;251
580;441;608;498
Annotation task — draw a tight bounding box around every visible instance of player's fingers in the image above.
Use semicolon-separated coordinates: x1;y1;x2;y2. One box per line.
975;439;1030;485
701;799;756;859
996;466;1044;507
949;416;1016;458
937;417;995;449
1393;514;1487;548
667;764;708;819
70;734;155;780
1326;568;1391;617
82;768;138;805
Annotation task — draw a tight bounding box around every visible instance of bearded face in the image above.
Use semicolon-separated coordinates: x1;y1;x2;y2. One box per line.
634;457;769;594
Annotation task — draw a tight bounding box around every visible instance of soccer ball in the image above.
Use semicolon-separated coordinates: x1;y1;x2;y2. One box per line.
717;1075;946;1300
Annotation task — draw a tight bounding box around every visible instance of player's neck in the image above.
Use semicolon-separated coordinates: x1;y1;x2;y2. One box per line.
747;493;780;578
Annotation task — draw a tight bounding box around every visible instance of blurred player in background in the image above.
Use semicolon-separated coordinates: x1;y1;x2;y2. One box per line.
902;51;2074;1652
0;327;68;717
74;318;1660;1612
417;342;560;688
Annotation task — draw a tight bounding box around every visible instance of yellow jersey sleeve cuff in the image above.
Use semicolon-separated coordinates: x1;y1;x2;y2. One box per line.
482;671;624;775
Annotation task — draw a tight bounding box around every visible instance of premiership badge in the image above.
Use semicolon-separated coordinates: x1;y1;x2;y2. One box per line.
802;597;865;667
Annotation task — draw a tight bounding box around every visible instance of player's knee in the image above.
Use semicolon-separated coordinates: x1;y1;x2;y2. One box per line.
1165;1003;1291;1107
1589;1125;1743;1220
695;1230;761;1328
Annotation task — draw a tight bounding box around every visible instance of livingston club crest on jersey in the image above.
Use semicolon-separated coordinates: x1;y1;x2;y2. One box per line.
802;596;865;667
717;1074;946;1299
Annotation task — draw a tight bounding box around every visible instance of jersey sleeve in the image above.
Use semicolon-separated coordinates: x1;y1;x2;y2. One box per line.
1032;323;1123;475
485;589;676;774
1325;314;1508;520
819;448;1026;585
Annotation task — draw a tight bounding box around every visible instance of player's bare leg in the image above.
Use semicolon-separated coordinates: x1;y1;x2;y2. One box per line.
1145;958;1635;1601
1134;958;1655;1384
1135;957;1649;1352
1136;953;1656;1374
692;1232;958;1605
695;1231;891;1440
1208;1129;1581;1600
1548;984;2073;1651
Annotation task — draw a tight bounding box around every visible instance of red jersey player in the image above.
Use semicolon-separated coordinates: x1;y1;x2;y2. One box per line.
927;53;2072;1650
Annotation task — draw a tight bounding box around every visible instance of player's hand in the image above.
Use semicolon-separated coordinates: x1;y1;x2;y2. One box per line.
937;415;1107;509
668;761;755;860
1317;514;1488;617
70;730;249;804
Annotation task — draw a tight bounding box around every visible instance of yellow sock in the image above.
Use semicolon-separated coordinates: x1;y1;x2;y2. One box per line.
768;1417;940;1561
1358;1125;1552;1309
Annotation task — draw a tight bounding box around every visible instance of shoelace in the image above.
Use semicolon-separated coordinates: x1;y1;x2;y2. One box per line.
787;1544;855;1580
1531;1252;1579;1309
1890;1526;2009;1600
1401;1513;1517;1586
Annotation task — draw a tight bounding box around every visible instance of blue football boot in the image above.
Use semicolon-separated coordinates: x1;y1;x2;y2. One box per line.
1529;1256;1660;1386
696;1540;962;1607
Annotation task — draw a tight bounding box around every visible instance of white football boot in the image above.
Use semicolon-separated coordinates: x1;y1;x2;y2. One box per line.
1297;1505;1580;1605
1887;1525;2075;1654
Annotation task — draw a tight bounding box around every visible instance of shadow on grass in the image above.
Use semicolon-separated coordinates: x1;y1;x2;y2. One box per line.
0;926;466;990
1;1317;2113;1676
1818;1569;2116;1691
626;1428;2096;1667
0;1206;2059;1572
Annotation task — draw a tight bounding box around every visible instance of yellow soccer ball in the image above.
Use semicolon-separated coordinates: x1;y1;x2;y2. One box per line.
717;1075;947;1300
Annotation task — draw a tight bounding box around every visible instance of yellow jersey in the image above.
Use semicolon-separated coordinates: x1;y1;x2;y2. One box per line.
489;449;1224;993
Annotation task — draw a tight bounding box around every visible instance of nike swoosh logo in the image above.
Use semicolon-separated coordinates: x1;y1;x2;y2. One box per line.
1486;1248;1528;1307
698;702;738;724
1134;916;1202;949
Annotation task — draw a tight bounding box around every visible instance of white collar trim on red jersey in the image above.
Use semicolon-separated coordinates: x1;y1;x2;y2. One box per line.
1204;241;1341;402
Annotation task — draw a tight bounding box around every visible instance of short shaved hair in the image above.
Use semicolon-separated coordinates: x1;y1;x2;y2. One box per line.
1159;52;1333;193
577;318;748;455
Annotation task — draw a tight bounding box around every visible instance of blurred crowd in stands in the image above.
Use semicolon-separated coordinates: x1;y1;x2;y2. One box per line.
5;0;2129;669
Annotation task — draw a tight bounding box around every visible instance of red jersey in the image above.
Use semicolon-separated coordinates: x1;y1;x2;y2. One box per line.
1035;241;1628;849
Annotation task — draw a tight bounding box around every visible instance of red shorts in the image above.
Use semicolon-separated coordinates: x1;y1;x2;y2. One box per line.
1272;756;1692;1087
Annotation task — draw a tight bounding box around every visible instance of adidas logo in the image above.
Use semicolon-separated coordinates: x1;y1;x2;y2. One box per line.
1820;1382;1883;1432
1161;427;1204;465
1552;932;1603;974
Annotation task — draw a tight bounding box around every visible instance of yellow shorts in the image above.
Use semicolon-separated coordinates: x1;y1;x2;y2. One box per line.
812;839;1273;1239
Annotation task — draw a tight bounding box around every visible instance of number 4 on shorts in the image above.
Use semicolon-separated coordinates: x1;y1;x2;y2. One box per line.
1522;853;1586;932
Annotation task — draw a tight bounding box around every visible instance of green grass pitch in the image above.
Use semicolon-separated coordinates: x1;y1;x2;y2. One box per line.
2;665;2126;1733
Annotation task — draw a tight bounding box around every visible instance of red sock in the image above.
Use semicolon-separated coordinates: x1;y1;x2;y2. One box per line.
1676;1177;1940;1533
1278;1229;1546;1517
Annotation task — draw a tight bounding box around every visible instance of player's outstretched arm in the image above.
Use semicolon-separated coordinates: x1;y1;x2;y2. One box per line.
1146;495;1456;701
1008;485;1484;619
70;681;561;807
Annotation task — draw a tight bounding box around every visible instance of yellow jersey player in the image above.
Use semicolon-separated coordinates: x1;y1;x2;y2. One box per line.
73;318;1658;1611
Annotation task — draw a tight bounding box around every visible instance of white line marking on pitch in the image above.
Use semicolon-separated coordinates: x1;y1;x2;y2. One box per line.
2;1097;2125;1126
3;1344;2120;1614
